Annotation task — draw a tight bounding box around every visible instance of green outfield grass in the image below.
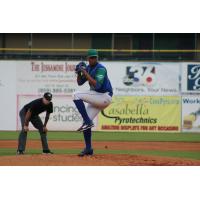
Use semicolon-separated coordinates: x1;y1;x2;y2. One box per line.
1;131;200;161
0;148;200;160
0;131;200;142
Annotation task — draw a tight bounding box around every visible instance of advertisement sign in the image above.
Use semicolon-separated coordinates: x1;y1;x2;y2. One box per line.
182;96;200;132
98;96;181;132
17;95;98;131
103;62;180;96
0;60;191;132
181;63;200;93
16;61;89;95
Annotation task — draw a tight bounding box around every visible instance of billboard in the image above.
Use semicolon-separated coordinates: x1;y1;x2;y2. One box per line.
0;60;195;132
103;62;180;96
182;96;200;132
16;61;89;95
98;96;181;132
17;95;98;131
181;63;200;94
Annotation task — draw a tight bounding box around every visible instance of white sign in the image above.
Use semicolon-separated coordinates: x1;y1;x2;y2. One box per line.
17;95;98;131
182;96;200;132
102;61;180;96
16;61;89;95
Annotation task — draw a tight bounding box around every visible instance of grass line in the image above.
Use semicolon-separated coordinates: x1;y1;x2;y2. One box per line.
1;148;200;160
1;131;200;142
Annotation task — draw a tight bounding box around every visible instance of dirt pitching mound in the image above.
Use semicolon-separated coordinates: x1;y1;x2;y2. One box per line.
0;154;200;166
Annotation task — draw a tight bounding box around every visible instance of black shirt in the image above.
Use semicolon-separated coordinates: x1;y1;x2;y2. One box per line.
23;98;53;116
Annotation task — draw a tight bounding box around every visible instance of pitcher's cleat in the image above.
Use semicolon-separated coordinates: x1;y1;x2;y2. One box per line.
42;150;54;154
78;148;94;157
77;122;94;132
16;150;24;155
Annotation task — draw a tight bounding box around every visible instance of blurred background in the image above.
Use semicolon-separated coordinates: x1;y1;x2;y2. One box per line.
0;33;199;60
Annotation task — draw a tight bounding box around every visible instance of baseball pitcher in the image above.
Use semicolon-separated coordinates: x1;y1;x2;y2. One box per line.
73;49;113;156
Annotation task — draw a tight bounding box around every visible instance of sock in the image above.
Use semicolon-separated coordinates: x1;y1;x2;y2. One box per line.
73;99;91;124
83;128;92;150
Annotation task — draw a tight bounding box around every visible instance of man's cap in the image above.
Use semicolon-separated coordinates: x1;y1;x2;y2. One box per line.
87;49;98;58
43;92;52;101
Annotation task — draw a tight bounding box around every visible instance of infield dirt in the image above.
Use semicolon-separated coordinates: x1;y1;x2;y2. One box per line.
0;140;200;166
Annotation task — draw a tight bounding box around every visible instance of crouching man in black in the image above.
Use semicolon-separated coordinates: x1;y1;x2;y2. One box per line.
17;92;54;155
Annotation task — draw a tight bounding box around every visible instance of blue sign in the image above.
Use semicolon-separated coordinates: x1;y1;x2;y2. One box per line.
187;64;200;91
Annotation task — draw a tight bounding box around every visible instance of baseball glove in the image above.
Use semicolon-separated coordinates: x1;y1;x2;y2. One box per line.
183;113;196;129
75;62;87;75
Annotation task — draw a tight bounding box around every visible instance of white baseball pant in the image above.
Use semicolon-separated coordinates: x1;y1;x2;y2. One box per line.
72;90;112;121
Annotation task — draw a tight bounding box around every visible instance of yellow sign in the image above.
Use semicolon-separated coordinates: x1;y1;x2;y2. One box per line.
98;96;181;132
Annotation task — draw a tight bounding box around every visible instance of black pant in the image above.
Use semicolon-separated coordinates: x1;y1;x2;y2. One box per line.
17;109;50;152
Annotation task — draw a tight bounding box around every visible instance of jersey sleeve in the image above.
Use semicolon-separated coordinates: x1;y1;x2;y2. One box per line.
47;102;53;114
95;68;106;89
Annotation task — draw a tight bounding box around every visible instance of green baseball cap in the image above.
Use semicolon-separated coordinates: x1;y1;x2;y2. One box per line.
87;49;98;58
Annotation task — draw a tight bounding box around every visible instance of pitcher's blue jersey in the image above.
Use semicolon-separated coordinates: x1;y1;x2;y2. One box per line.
78;62;113;96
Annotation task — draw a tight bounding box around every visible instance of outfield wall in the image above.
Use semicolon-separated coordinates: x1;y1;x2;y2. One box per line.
0;60;200;132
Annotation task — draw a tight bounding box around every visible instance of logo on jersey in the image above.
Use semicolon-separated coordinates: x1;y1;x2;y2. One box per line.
187;64;200;91
123;65;156;87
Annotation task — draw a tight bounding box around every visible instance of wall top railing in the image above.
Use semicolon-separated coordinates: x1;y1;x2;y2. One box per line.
0;48;200;53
